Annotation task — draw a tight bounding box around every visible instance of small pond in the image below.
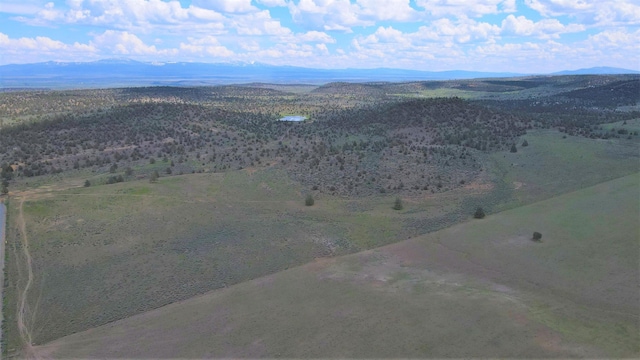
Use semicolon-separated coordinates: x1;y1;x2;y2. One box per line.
279;115;307;122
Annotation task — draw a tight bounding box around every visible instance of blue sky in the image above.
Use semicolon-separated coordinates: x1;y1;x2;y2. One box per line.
0;0;638;72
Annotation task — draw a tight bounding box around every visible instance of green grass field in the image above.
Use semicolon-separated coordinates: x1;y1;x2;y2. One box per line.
33;173;639;358
3;128;639;356
3;166;495;348
601;118;640;134
488;128;640;210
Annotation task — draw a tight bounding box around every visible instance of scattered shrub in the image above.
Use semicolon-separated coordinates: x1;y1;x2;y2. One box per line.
474;207;485;219
149;171;159;183
305;194;314;206
532;232;542;241
393;197;403;210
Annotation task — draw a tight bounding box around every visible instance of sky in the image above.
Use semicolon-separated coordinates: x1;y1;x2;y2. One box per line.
0;0;638;72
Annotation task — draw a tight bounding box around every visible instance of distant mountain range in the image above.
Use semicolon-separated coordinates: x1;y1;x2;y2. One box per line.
551;67;640;75
0;59;638;89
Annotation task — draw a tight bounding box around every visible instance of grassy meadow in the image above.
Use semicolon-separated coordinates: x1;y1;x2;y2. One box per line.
33;172;639;358
488;128;640;210
3;166;494;348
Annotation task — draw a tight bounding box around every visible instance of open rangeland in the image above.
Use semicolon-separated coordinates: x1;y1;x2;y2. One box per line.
0;79;638;358
1;165;505;352
31;173;639;358
2;127;638;356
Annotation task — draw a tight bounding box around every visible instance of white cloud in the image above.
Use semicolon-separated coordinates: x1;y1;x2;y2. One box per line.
349;25;470;68
416;0;517;18
239;40;261;51
288;0;370;31
92;30;163;55
0;32;96;63
286;0;420;32
16;0;196;29
296;30;336;43
588;28;640;48
257;0;287;6
524;0;640;26
1;0;639;71
501;14;585;39
0;1;44;15
12;1;304;39
470;27;640;72
187;6;226;22
193;0;257;13
315;43;329;54
416;18;501;43
360;26;410;46
179;36;234;57
357;0;419;22
286;0;515;32
524;0;593;17
231;10;292;35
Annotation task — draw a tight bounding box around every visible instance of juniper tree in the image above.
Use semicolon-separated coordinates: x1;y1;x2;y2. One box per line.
393;197;403;210
305;194;315;206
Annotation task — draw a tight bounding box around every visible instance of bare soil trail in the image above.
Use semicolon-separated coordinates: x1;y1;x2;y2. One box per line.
0;202;6;358
16;197;38;359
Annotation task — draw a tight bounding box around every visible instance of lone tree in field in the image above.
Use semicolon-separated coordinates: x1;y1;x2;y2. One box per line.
510;144;518;153
474;206;485;219
532;232;542;241
393;197;403;210
305;194;314;206
149;170;160;183
522;139;528;147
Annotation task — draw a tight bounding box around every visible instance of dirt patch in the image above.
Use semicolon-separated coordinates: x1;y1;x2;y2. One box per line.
496;234;536;247
244;167;259;176
383;239;431;267
463;181;494;192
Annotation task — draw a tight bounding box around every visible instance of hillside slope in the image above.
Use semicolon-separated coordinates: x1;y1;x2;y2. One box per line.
34;173;639;358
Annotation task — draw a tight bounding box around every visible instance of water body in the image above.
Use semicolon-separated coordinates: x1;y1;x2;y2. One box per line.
279;115;307;122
